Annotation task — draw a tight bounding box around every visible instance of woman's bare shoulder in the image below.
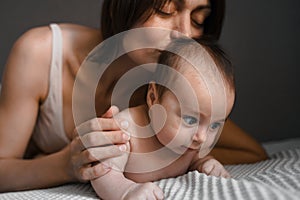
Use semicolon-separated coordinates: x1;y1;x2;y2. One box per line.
12;25;52;55
9;23;101;66
58;23;101;36
3;23;102;101
3;25;54;102
58;23;102;56
7;25;54;75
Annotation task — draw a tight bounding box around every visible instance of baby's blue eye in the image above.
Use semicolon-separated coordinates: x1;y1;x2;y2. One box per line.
183;115;198;125
209;122;221;130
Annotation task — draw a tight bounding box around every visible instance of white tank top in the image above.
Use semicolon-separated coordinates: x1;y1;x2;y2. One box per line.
32;24;70;153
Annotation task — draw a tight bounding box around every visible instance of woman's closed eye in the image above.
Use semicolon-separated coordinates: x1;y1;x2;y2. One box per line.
191;9;211;29
182;115;198;125
155;2;176;16
156;9;174;16
192;20;204;29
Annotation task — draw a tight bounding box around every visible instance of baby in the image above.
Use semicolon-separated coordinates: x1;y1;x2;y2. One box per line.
90;38;235;200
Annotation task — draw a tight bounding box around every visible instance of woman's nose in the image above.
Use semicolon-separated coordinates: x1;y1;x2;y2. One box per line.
192;128;207;144
171;13;192;38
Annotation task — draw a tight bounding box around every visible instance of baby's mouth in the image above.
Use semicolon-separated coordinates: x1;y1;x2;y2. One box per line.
181;145;199;152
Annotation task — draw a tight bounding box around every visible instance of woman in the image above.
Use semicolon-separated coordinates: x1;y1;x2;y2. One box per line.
0;0;267;192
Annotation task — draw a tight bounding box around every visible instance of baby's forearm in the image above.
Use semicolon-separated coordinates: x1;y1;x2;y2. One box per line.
91;169;135;200
91;140;133;199
91;169;165;200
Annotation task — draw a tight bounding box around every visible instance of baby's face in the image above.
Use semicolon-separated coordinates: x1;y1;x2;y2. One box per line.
151;68;235;155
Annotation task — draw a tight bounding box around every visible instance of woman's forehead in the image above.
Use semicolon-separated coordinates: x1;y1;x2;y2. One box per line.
171;0;210;8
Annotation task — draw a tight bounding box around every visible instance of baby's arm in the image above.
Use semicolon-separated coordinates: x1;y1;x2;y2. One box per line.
189;155;230;178
90;143;163;200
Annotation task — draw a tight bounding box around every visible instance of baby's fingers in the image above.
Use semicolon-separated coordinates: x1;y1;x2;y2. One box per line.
153;187;164;200
202;159;231;178
221;170;231;178
202;162;215;175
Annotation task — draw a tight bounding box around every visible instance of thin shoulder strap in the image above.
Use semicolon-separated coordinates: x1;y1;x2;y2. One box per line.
48;23;69;143
49;23;63;81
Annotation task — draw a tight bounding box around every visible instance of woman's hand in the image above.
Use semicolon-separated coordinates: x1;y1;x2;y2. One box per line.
64;106;131;182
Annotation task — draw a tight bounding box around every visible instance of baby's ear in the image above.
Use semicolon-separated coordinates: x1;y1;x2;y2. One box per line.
147;82;159;107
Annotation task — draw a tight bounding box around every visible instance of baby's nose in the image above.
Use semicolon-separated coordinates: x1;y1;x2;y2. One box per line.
192;128;207;144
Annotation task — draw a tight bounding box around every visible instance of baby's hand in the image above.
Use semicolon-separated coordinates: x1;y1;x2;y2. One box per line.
122;182;164;200
198;156;230;178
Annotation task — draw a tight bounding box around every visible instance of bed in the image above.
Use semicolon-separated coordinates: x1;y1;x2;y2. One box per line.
1;138;299;200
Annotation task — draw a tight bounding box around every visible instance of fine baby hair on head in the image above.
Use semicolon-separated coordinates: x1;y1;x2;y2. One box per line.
194;37;235;90
153;37;235;98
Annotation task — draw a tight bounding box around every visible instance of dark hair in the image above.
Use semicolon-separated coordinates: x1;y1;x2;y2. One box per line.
101;0;225;41
204;0;225;41
154;38;234;98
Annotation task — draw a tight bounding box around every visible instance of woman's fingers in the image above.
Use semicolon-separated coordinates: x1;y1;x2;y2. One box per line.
74;118;119;135
74;117;130;136
80;130;130;149
67;106;131;182
101;105;119;118
71;130;130;153
70;143;128;181
70;136;85;153
78;144;128;166
78;163;111;182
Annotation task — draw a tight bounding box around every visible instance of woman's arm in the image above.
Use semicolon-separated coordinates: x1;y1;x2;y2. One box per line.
0;27;127;192
0;26;74;191
210;119;268;165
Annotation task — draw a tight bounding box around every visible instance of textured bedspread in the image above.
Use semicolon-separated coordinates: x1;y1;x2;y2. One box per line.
1;138;299;200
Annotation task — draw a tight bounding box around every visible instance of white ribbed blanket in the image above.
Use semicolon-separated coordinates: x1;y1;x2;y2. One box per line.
1;138;299;200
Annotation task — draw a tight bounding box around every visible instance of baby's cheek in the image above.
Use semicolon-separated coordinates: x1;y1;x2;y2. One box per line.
157;126;180;145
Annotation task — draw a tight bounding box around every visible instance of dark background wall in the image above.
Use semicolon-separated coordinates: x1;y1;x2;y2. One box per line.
220;0;300;142
0;0;299;142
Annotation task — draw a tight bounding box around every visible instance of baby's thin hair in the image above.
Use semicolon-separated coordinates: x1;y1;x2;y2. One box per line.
154;38;235;97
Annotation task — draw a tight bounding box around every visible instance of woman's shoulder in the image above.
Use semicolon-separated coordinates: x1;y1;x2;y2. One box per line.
58;23;101;37
13;23;101;54
7;25;53;75
3;25;54;102
16;23;102;60
12;25;52;56
58;23;102;56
